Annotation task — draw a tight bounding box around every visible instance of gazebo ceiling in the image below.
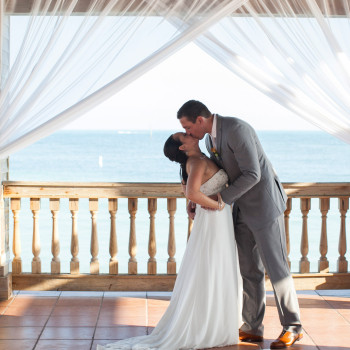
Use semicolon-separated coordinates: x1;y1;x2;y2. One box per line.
4;0;348;16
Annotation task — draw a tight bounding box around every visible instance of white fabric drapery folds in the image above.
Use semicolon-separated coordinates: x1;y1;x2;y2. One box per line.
193;0;350;144
1;0;350;159
0;0;248;158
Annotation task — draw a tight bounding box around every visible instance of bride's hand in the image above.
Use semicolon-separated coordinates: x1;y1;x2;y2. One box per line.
187;200;196;220
217;193;225;211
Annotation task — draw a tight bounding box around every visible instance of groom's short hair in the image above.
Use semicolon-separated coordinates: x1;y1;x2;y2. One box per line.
177;100;211;123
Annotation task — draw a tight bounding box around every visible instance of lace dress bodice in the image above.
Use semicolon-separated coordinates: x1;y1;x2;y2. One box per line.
200;169;229;196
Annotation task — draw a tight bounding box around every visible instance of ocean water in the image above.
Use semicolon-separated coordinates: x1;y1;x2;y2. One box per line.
8;130;350;274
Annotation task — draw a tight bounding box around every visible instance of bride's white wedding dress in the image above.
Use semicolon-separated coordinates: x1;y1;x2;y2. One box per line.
98;169;242;350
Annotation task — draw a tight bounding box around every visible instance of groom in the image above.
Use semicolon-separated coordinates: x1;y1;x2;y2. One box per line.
177;100;302;349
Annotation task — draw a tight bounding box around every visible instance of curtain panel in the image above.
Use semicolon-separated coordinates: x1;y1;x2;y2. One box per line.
2;0;350;160
0;0;247;158
192;0;350;143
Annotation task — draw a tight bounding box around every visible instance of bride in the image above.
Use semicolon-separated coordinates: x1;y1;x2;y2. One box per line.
97;132;242;350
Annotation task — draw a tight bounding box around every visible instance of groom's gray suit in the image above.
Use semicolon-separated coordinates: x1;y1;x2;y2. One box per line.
205;115;301;335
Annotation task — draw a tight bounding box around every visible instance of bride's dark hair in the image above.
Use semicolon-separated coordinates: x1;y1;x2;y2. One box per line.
163;135;188;183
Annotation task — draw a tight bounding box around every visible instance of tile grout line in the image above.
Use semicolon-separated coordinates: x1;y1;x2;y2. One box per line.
317;291;350;325
0;290;19;314
32;290;62;350
307;291;344;350
90;292;105;350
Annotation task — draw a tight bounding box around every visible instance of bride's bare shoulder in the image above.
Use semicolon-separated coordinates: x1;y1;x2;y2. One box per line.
187;155;206;169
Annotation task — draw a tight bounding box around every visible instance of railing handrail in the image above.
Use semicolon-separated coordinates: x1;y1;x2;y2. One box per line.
2;181;350;198
2;181;184;198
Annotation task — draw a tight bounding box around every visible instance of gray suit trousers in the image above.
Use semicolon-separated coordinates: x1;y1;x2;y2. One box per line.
234;209;301;335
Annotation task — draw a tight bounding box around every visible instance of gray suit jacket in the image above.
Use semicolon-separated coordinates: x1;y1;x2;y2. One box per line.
205;115;287;230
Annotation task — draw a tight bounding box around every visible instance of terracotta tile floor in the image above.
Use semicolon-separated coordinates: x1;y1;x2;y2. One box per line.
0;289;349;350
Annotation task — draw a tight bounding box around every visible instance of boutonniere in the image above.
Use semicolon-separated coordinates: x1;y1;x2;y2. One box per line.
211;147;220;159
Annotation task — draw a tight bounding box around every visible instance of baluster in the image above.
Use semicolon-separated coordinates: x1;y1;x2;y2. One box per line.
31;198;41;274
11;198;22;274
337;197;349;272
128;198;138;274
148;198;157;275
69;199;79;274
186;199;193;241
167;198;176;274
319;198;330;273
299;198;310;273
109;198;118;275
50;199;60;274
284;198;292;268
90;198;99;274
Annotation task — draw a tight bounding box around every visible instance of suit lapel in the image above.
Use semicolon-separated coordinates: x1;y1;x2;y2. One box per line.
205;134;213;153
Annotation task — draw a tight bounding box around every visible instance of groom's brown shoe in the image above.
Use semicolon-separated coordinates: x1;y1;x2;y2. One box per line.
239;330;263;342
270;330;303;348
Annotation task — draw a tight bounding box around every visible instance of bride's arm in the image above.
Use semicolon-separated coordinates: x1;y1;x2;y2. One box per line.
185;159;224;210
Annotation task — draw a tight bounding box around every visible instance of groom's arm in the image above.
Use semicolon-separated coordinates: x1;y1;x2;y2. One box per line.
220;122;261;205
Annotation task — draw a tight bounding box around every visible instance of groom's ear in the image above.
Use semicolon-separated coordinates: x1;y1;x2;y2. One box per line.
179;145;185;151
196;116;203;124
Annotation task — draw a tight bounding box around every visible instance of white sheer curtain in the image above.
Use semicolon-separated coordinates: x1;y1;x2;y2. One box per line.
3;0;349;160
192;0;350;143
0;0;248;158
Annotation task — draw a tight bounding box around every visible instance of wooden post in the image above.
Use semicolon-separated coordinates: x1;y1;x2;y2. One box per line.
148;198;157;275
128;198;138;274
69;199;79;274
284;198;292;268
89;198;99;274
167;198;176;274
319;198;329;273
31;198;41;274
109;198;118;275
337;197;348;272
50;199;60;274
299;198;310;273
11;198;22;274
0;3;11;299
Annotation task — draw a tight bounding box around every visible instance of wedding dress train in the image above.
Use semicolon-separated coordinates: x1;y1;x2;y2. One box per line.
98;169;242;350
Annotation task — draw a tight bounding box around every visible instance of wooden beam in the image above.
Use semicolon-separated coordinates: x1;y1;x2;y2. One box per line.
11;272;350;291
270;273;350;290
2;182;184;198
244;0;349;16
283;183;350;198
12;273;177;291
2;181;350;199
5;0;151;15
5;0;349;16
